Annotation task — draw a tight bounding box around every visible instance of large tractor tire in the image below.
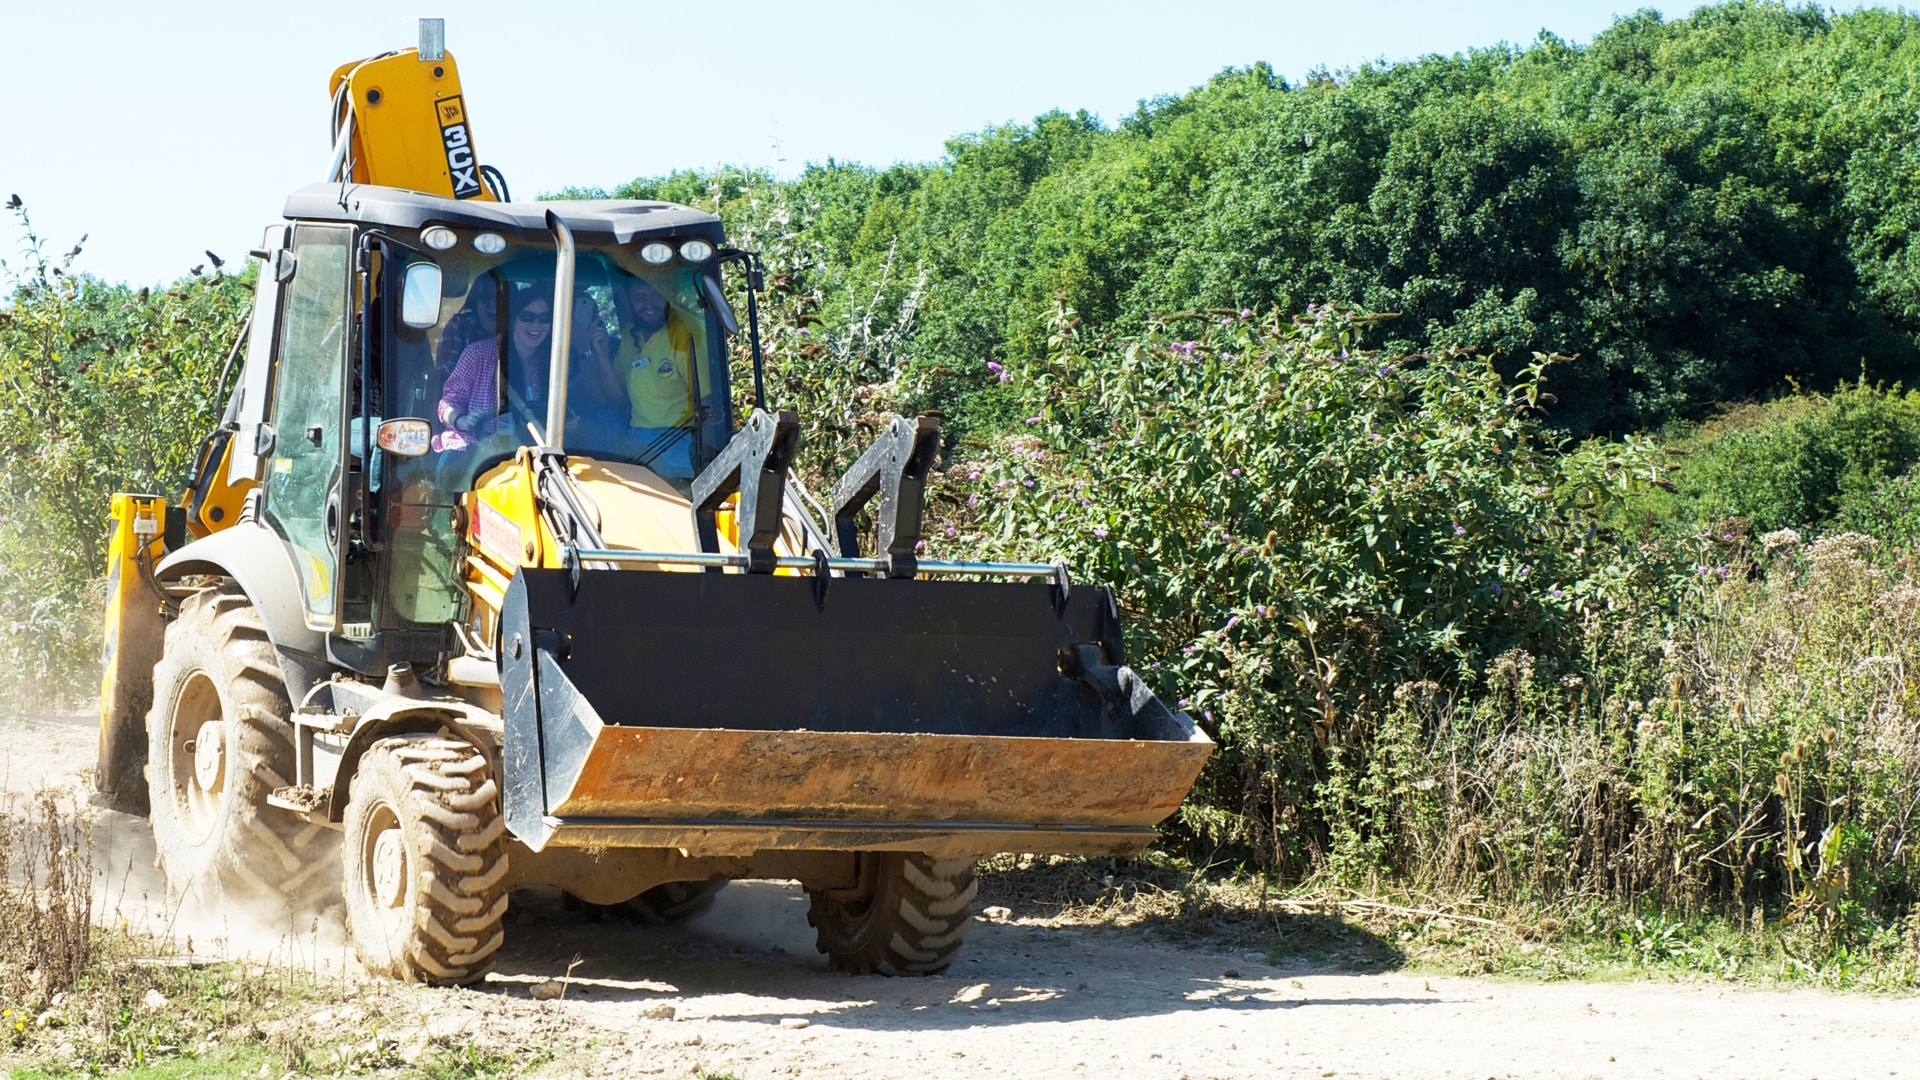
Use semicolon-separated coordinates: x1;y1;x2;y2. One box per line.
145;586;338;908
806;853;977;975
343;734;509;985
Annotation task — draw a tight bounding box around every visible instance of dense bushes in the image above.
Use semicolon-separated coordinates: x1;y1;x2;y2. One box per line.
1621;382;1920;535
0;207;248;710
903;305;1917;936
923;305;1678;877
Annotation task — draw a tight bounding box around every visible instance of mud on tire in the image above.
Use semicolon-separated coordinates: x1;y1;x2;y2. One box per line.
806;853;977;975
145;586;338;908
343;734;509;985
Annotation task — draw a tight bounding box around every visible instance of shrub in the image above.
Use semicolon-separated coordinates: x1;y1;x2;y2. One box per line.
1631;381;1920;535
928;303;1679;875
0;204;249;713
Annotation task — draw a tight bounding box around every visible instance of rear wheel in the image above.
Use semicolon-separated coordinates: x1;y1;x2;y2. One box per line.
343;734;510;985
806;853;977;975
618;880;726;924
145;587;337;907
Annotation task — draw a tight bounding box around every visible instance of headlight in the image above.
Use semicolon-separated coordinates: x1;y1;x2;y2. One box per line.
420;226;458;251
639;241;675;265
472;232;507;255
678;239;714;263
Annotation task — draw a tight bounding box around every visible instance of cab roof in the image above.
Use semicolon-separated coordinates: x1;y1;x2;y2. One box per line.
282;183;725;247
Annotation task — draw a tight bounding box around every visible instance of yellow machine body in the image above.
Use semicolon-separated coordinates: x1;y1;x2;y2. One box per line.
329;49;496;201
181;428;255;540
92;24;1215;988
96;493;170;813
459;450;789;647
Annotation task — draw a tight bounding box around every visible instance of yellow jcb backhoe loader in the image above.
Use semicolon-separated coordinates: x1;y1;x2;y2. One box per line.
95;20;1212;984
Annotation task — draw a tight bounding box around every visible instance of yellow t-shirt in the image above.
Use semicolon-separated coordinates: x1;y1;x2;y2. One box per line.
618;316;696;429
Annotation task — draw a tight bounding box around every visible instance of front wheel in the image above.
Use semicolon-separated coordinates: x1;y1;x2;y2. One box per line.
342;734;510;985
145;586;337;908
805;853;977;975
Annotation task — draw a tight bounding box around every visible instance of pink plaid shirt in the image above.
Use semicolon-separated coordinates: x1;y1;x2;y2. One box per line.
434;339;546;451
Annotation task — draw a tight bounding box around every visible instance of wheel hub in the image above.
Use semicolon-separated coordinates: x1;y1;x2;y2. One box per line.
371;825;407;909
192;720;226;794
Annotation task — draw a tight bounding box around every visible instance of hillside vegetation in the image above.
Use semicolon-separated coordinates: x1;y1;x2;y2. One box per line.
4;0;1919;985
578;1;1920;439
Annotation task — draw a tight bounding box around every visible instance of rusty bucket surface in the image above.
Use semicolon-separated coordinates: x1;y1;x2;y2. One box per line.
499;567;1213;855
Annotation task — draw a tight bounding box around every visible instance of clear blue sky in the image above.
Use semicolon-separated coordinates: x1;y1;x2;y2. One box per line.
0;0;1805;288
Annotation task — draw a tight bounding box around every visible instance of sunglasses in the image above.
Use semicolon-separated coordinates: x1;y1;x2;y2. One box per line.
515;311;553;325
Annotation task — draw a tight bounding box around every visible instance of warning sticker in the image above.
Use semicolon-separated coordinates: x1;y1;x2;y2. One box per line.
473;502;523;564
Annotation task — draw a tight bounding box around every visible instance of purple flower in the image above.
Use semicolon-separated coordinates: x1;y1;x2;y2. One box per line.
1239;308;1253;319
1094;526;1109;539
1181;646;1197;656
998;370;1012;383
915;540;927;551
1225;615;1241;630
1371;433;1383;442
1024;416;1042;426
987;361;1004;374
945;526;958;537
1518;564;1532;579
1022;479;1035;488
1254;604;1268;616
966;494;978;507
1491;583;1501;596
1203;711;1214;723
1453;524;1466;536
1551;586;1564;600
967;470;981;481
798;328;810;337
1230;468;1242;477
1177;698;1191;709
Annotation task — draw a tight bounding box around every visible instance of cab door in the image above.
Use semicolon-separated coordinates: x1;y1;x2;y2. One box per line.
261;224;353;631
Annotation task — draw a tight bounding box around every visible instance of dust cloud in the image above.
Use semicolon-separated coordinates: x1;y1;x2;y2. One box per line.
2;712;356;976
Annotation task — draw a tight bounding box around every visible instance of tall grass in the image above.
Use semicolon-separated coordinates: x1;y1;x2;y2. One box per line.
0;789;93;1004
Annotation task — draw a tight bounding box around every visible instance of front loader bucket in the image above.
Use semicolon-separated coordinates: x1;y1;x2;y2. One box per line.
499;567;1213;856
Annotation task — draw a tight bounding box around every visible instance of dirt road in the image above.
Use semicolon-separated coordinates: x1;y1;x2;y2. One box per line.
6;712;1915;1080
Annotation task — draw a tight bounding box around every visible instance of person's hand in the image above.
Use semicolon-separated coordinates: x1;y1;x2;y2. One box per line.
587;324;611;362
453;410;482;434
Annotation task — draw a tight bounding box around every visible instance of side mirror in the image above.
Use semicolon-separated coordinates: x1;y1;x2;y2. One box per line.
376;418;433;457
700;274;740;336
401;263;443;328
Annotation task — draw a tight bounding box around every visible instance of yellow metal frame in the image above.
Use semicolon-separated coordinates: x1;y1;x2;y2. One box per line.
329;49;496;201
97;493;171;811
183;431;255;540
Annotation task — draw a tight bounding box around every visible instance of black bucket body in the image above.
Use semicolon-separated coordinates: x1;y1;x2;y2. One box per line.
499;567;1213;855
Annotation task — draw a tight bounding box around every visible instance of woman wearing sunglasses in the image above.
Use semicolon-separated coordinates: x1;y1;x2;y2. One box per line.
434;287;558;452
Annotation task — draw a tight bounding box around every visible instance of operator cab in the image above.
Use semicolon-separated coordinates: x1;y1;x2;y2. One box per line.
222;184;743;666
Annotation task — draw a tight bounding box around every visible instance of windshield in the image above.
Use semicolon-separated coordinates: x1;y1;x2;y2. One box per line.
382;231;733;496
